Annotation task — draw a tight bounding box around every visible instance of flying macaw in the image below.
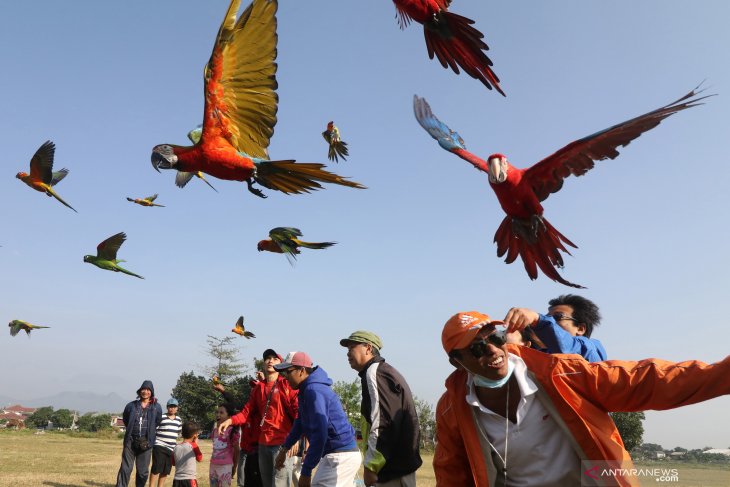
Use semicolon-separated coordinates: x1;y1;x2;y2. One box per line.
151;0;365;198
322;121;349;162
174;126;219;192
389;0;503;95
84;232;144;279
231;316;255;339
16;140;77;212
258;227;336;265
413;87;710;288
9;320;50;337
126;194;165;207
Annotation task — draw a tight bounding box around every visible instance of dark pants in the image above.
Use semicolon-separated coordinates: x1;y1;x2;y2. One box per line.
243;451;262;487
116;439;153;487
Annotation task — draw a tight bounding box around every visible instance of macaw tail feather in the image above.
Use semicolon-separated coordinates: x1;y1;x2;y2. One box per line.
294;240;337;250
254;160;366;194
424;12;504;96
328;141;349;163
493;215;584;288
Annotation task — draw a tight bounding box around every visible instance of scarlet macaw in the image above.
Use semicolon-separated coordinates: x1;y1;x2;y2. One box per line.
8;320;50;337
258;227;336;265
151;0;365;198
322;121;349;162
127;194;165;207
413;87;710;288
16;140;77;213
389;0;503;95
174;126;219;192
84;232;144;279
231;316;255;339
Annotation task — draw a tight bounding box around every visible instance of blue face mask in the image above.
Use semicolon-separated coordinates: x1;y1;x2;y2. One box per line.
472;359;514;389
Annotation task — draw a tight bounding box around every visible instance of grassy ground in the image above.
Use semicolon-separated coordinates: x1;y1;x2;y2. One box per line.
1;430;728;486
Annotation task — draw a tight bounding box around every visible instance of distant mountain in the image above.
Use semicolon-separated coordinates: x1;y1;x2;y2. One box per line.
2;391;126;414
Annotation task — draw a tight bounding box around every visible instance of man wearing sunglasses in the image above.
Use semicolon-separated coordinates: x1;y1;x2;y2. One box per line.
433;310;730;486
503;294;607;361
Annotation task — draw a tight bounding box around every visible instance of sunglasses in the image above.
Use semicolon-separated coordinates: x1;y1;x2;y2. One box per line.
468;329;507;358
548;312;578;323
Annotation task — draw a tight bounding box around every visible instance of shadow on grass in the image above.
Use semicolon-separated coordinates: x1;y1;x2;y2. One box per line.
43;482;113;487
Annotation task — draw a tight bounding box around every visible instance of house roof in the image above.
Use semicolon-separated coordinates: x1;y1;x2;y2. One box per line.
3;404;36;414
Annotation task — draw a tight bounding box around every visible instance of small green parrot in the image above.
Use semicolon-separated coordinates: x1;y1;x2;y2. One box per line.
173;126;219;192
322;121;349;162
9;319;50;337
126;194;165;207
258;227;336;266
84;232;144;279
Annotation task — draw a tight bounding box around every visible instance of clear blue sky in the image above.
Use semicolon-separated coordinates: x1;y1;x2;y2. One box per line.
1;0;729;450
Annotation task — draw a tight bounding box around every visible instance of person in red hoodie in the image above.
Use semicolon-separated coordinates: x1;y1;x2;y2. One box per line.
218;348;299;487
434;311;730;486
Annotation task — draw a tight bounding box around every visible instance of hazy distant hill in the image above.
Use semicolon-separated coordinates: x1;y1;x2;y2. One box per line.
1;391;126;414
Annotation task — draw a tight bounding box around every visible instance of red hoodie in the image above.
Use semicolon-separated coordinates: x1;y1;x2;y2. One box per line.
230;375;298;446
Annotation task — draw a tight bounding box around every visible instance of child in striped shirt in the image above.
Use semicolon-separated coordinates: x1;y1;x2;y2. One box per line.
150;398;183;487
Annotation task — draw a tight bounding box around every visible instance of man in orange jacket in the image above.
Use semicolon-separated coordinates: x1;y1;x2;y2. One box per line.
434;311;730;487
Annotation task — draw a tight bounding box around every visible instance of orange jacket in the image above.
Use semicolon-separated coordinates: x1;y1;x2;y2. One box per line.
434;345;730;486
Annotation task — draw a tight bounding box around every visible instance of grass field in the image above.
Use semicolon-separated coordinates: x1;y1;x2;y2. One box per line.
1;430;728;486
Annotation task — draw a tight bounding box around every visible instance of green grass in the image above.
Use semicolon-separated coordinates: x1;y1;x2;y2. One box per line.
1;430;728;486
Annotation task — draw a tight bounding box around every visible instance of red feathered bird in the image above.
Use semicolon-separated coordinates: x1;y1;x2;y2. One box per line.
414;87;711;288
391;0;504;95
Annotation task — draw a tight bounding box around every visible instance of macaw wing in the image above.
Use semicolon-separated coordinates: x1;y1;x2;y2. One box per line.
146;194;158;202
413;95;489;172
201;0;279;159
96;232;127;261
269;227;300;259
50;168;69;187
187;125;203;144
29;140;56;184
175;171;196;188
525;86;712;203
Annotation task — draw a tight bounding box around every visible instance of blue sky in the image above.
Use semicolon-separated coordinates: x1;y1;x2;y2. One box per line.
1;0;729;450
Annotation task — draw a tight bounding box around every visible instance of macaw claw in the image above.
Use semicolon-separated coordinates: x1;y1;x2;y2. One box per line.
247;179;267;199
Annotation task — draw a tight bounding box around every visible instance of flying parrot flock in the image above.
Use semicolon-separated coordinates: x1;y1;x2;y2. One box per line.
8;0;714;338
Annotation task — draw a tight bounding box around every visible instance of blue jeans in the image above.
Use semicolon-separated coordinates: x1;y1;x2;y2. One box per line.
258;445;292;487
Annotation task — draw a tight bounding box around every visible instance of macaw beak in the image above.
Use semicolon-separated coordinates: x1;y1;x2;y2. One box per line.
488;158;507;184
151;149;178;172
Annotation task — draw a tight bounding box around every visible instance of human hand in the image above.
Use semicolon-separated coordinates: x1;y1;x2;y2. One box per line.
217;418;232;436
255;371;265;381
364;467;378;486
213;383;226;393
298;474;312;487
503;308;539;333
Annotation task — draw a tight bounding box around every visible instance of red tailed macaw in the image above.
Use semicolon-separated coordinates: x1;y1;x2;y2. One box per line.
258;227;336;265
127;194;165;207
151;0;365;198
16;141;77;212
175;126;219;192
390;0;504;95
322;121;349;162
413;87;711;288
9;320;50;337
231;316;255;339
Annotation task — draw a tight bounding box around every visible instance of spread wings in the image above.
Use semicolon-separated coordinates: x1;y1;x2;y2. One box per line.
29;140;56;184
525;86;712;203
201;0;279;159
269;227;301;262
96;232;127;261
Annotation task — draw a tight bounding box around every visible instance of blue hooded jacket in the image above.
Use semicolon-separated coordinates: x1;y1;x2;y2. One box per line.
283;366;357;477
122;379;163;445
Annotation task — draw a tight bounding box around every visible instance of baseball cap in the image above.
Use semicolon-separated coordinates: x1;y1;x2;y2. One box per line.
274;351;314;371
442;311;504;353
262;348;283;361
339;330;383;350
167;398;179;407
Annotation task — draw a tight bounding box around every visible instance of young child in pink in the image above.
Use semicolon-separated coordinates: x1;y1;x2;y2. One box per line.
210;403;241;487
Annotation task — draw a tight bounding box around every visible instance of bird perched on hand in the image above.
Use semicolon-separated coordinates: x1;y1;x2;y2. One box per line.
9;320;50;337
231;316;255;339
388;0;503;95
126;194;165;207
84;232;144;279
322;121;349;162
258;227;336;265
413;87;711;288
16;140;77;212
150;0;365;198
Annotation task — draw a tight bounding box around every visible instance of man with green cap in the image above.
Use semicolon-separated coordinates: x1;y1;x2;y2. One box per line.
340;331;422;487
